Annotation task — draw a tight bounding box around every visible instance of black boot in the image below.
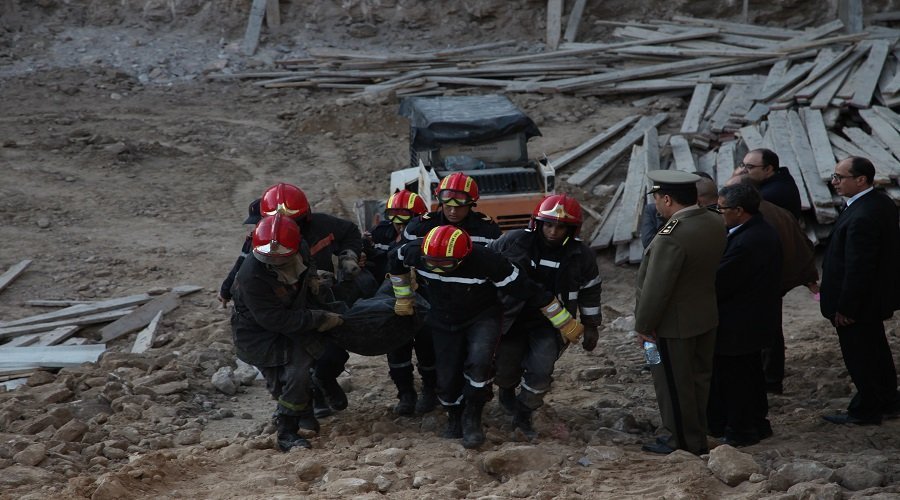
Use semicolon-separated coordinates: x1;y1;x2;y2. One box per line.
442;406;463;439
462;401;486;449
394;391;417;416
513;403;537;441
275;415;311;451
312;387;334;419
415;385;438;415
498;387;516;415
313;375;348;411
296;406;320;434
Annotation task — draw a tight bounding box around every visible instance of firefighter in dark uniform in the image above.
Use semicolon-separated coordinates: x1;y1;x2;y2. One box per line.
490;194;603;440
230;214;344;451
403;172;502;247
388;225;585;449
257;183;367;418
635;170;727;456
363;190;438;415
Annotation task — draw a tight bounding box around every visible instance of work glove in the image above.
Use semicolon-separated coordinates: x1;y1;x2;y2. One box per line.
540;297;584;344
338;250;361;281
581;326;599;351
390;272;415;316
316;312;344;332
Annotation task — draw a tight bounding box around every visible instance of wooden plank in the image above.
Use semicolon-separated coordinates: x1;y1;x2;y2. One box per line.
794;47;866;100
715;141;737;188
32;325;81;346
810;61;854;109
0;378;29;391
859;108;900;163
265;0;280;29
710;79;764;133
568;113;668;187
628;239;644;265
613;142;651;245
839;0;864;33
60;337;88;346
841;127;900;178
614;243;630;266
537;56;733;93
0;293;151;328
828;132;893;185
743;102;769;123
26;299;94;307
780;46;853;101
739;125;765;151
0;309;133;340
697;149;717;180
801;108;839;182
131;311;163;354
551;114;640;170
873;105;900;130
848;39;891;108
681;83;712;134
546;0;563;50
241;0;268;56
0;344;107;370
787;111;840;222
0;259;32;294
612;45;783;58
758;59;789;99
669;135;696;172
590;184;626;250
1;334;41;348
99;292;180;343
669;15;803;39
758;61;816;101
563;0;588;43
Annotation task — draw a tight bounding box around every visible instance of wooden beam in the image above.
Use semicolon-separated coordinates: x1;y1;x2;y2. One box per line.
613;143;649;245
0;259;31;295
681;83;712;134
801;108;839;182
546;0;563;50
0;309;132;340
768;110;812;211
131;311;163;354
787;111;839;222
848;39;891;108
715;140;737;187
0;293;151;328
241;0;268;56
839;0;864;33
0;344;106;370
589;182;625;248
739;125;765;151
563;0;588;43
265;0;280;29
551;115;640;170
99;292;180;343
568;113;668;187
669;135;697;172
841;127;900;178
858;108;900;164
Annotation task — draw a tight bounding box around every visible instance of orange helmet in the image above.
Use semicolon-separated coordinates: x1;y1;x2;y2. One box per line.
421;225;472;273
252;214;301;258
530;194;583;237
435;172;479;207
385;189;427;224
260;183;310;221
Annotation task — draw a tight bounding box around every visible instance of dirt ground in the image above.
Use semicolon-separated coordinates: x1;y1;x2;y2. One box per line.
1;1;900;499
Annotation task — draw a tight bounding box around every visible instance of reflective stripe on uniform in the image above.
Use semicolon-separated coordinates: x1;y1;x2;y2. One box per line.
580;306;600;315
373;243;391;250
465;373;493;388
520;380;548;395
470;235;496;245
493;265;520;287
277;397;307;412
568;291;579;300
582;274;602;289
438;394;465;406
538;259;560;268
416;269;488;284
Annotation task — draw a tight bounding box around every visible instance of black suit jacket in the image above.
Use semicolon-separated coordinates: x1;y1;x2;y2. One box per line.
820;189;900;322
715;214;783;355
760;167;802;219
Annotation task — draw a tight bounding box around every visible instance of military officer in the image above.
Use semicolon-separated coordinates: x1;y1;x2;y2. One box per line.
635;170;727;456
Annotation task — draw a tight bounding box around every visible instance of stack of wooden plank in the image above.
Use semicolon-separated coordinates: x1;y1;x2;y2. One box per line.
0;266;201;389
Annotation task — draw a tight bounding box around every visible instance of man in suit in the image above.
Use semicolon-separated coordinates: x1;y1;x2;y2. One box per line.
635;170;727;455
708;183;782;446
820;156;900;425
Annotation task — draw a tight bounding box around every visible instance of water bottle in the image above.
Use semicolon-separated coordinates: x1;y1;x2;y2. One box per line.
643;341;661;365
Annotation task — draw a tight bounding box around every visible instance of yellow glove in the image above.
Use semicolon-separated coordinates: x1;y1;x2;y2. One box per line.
390;273;415;316
541;298;584;343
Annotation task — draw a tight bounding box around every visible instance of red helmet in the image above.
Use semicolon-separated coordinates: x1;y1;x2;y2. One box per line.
435;172;479;206
385;189;427;223
530;194;583;236
260;183;310;221
421;225;472;272
252;214;301;258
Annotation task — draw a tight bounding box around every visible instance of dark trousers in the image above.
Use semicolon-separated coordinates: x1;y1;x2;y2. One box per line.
707;351;769;442
761;299;785;387
837;320;899;420
387;326;437;395
260;341;316;416
314;341;349;381
430;307;501;407
494;321;564;410
652;330;716;455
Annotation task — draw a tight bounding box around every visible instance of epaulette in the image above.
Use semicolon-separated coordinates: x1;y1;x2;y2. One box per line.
658;218;679;235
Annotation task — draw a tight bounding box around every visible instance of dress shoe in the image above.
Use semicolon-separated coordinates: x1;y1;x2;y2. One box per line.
822;413;881;425
656;435;673;445
641;441;676;455
720;435;760;447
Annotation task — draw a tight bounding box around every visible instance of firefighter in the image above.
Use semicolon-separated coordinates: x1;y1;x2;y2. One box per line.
363;190;438;415
388;225;585;449
257;182;369;418
230;214;344;451
403;172;502;246
217;198;262;308
490;194;603;440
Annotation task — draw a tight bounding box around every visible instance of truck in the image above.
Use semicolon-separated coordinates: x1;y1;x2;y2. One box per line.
357;95;556;232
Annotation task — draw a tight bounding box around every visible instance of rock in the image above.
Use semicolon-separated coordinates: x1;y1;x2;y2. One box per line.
34;383;74;404
708;444;761;486
374;474;392;493
152;380;190;395
53;419;89;442
575;367;616;381
174;429;202;446
786;481;842;499
13;444;47;466
412;471;434;488
768;461;836;491
91;475;131;500
102;447;128;460
202;439;229;450
37;217;51;229
20;414;57;435
0;465;59;487
233;360;259;385
835;464;883;490
348;23;378;38
295;458;325;482
363;447;407;466
481;446;563;476
609;315;635;332
26;370;56;387
326;477;375;495
211;367;237;395
582;445;624;462
219;443;246;461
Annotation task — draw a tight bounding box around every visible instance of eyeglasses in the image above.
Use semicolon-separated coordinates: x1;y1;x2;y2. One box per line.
437;190;474;207
831;173;861;182
713;204;738;214
738;162;764;170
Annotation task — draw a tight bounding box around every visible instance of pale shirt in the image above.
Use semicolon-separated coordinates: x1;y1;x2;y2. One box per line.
845;186;874;207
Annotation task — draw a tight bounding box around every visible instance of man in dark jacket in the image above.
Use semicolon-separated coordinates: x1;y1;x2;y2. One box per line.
389;225;584;449
404;172;502;247
738;148;802;219
708;183;782;446
820;157;900;425
231;214;344;451
490;195;602;440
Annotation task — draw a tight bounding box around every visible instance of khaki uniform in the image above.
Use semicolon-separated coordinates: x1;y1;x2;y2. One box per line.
635;205;726;454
